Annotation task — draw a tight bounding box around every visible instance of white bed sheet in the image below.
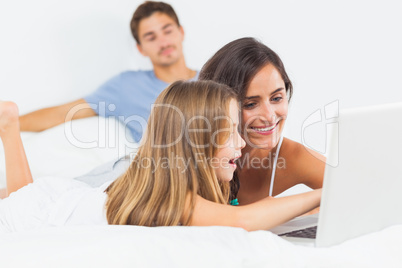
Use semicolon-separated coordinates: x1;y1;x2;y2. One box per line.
1;118;402;267
1;224;401;267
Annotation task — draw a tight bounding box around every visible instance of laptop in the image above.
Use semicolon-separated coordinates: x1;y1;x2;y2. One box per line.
269;102;402;247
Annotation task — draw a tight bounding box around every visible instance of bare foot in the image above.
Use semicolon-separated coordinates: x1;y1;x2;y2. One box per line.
0;101;20;136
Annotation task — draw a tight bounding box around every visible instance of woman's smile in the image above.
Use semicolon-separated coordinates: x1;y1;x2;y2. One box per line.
248;121;280;135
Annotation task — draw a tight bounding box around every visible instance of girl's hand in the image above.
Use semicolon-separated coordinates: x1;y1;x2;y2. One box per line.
301;206;320;216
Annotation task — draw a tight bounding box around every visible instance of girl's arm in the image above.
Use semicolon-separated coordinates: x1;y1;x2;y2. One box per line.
190;189;321;231
0;101;33;197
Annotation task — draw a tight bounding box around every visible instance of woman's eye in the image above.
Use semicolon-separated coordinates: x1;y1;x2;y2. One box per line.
165;30;172;35
271;96;283;102
243;102;256;108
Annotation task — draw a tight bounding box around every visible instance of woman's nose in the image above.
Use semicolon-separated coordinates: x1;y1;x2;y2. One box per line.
261;102;276;124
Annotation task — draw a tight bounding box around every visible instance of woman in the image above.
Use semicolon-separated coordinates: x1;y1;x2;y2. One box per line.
0;80;320;232
199;37;325;205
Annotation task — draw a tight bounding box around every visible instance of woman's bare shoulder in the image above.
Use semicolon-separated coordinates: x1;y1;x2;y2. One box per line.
281;137;325;160
280;137;325;188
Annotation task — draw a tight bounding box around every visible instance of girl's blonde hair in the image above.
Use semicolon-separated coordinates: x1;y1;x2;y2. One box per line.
106;80;237;226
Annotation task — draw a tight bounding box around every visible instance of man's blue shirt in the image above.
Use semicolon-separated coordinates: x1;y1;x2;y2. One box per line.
84;70;198;142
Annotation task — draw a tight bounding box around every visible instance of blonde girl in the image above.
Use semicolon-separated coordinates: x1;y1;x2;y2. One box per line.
0;80;320;232
106;80;321;229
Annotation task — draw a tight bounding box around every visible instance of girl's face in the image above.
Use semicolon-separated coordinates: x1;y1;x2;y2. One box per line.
241;64;289;150
214;99;246;182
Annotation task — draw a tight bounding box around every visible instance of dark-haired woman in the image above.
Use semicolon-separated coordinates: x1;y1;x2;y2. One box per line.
200;37;325;206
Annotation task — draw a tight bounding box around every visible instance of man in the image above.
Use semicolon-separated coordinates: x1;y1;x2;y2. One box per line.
19;1;197;143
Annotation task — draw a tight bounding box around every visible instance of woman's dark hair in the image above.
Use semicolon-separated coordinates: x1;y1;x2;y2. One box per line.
199;37;293;200
199;37;293;101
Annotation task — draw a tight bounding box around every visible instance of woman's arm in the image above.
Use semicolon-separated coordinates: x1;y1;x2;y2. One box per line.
190;189;321;231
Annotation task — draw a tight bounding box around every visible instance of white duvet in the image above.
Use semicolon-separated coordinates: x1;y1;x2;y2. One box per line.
0;117;401;267
1;224;402;267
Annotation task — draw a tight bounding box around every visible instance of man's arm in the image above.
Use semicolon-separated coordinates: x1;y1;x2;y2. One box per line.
19;98;97;132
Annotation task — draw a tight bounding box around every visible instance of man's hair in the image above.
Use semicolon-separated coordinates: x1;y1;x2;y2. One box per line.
130;1;180;44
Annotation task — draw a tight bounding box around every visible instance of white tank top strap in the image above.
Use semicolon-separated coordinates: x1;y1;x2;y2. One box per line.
269;135;284;197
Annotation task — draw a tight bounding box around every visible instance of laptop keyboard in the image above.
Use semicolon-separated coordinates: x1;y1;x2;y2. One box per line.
279;226;317;239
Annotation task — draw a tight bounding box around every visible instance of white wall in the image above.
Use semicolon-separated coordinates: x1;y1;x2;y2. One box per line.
1;0;401;153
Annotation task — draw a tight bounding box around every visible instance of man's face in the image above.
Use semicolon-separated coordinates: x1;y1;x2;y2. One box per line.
136;12;185;67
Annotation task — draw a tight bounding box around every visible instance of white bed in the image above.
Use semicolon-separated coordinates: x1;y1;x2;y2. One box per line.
1;224;401;268
2;0;402;265
1;118;402;267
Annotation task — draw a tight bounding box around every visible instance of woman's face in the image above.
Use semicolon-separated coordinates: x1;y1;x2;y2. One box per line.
241;64;289;150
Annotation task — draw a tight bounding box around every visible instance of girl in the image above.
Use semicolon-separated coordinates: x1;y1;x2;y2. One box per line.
0;80;320;232
199;37;325;205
